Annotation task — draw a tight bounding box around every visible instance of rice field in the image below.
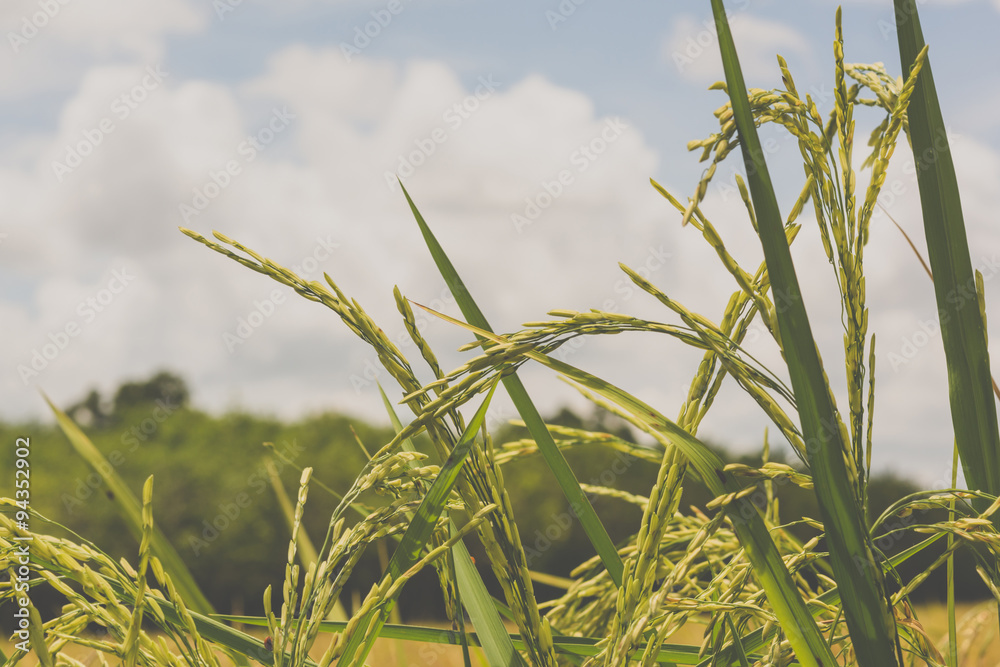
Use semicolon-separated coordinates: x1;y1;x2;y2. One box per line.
2;603;997;666
3;1;1000;665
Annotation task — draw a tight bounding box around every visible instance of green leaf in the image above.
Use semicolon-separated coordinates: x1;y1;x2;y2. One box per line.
387;379;495;574
451;534;527;667
399;181;625;588
336;380;501;665
725;616;750;667
539;360;835;666
214;616;731;664
719;533;946;663
378;384;526;667
144;594;290;666
27;604;54;667
374;383;484;582
409;307;837;667
44;394;214;616
893;0;1000;511
710;2;900;664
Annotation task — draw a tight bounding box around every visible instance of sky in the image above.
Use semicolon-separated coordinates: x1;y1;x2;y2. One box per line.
3;0;1000;487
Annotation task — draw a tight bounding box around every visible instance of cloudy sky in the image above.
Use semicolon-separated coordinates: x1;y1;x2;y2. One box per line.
4;0;1000;486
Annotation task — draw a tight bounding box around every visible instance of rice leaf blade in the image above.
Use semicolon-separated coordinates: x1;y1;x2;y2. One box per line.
378;383;526;667
723;533;946;661
336;380;501;665
452;532;528;667
387;379;496;578
709;2;900;663
399;181;625;587
892;0;1000;509
214;616;720;664
43;394;215;616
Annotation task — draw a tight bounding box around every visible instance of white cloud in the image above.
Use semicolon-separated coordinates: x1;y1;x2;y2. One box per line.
1;0;205;58
663;14;812;86
3;49;679;430
0;0;205;99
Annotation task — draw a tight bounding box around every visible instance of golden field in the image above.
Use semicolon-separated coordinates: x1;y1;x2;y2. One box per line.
3;601;997;666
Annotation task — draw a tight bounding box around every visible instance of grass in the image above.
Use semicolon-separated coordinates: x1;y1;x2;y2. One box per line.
4;2;1000;666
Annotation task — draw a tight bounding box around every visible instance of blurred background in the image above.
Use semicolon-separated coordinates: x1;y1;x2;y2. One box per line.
0;370;985;621
2;0;1000;622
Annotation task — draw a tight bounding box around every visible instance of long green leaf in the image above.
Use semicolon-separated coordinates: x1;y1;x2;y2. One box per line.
709;2;900;664
214;615;743;665
399;181;625;587
385;380;496;578
138;587;295;666
719;532;947;663
27;605;53;667
336;380;500;665
379;384;525;667
892;0;1000;510
451;541;528;667
43;394;214;616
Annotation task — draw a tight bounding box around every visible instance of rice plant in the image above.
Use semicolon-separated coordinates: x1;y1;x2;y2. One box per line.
3;1;1000;665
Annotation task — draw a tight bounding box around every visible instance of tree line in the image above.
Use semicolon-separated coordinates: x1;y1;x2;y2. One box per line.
0;371;988;624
